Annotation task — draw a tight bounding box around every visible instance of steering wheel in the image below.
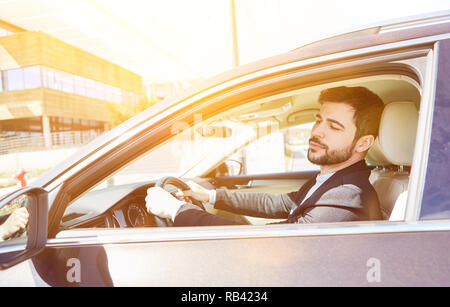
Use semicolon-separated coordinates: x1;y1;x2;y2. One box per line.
152;176;206;226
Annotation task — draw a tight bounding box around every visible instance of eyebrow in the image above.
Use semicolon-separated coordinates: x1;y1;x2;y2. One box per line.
316;114;345;129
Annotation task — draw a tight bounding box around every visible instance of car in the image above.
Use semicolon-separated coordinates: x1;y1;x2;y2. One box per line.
1;10;450;287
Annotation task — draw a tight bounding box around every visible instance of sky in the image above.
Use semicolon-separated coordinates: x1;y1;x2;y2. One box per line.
1;0;449;82
95;0;450;81
234;0;450;68
107;0;450;81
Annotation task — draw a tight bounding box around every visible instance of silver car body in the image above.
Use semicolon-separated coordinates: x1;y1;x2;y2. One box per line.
1;10;450;286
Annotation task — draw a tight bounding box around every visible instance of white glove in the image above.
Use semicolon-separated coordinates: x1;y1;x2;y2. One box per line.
145;187;186;222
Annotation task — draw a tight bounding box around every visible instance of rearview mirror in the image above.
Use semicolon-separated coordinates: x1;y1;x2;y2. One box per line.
215;159;242;177
0;188;48;270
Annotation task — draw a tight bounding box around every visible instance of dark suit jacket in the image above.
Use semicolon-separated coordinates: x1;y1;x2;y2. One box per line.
174;160;382;226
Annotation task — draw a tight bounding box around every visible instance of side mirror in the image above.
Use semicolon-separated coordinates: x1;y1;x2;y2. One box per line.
216;159;242;177
0;187;48;270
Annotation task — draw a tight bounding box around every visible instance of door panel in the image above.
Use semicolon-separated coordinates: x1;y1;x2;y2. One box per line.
32;228;450;286
213;171;317;191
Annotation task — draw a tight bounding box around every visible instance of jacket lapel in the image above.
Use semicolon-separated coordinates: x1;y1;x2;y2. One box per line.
288;160;370;219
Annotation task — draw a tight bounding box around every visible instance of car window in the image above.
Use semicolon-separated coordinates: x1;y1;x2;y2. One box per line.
63;91;320;224
86;99;320;192
62;71;423;228
420;39;450;220
238;121;319;175
87;119;257;191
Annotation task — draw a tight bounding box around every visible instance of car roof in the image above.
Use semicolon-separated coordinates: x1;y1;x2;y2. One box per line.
29;10;450;191
295;10;450;51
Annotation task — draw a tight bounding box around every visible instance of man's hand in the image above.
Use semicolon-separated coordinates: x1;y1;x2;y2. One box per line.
145;187;186;222
0;207;29;241
179;180;212;203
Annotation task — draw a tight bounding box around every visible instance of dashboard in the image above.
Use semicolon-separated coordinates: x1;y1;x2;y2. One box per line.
60;181;162;229
59;177;238;230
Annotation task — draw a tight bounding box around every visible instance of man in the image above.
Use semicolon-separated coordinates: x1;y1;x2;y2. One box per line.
146;86;384;226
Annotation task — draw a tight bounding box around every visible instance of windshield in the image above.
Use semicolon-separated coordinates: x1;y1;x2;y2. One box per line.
90;119;257;191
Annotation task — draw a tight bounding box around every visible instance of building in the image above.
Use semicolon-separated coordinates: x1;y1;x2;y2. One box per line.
145;80;193;101
0;19;143;150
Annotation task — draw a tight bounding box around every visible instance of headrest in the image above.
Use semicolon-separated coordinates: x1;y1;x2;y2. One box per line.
366;101;418;166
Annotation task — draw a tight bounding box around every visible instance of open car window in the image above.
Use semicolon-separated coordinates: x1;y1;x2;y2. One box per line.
61;72;422;228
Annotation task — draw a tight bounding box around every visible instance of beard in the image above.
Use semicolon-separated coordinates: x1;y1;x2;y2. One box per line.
307;137;356;165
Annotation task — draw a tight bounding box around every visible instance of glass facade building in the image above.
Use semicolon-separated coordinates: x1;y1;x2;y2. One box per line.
0;22;144;142
0;65;141;104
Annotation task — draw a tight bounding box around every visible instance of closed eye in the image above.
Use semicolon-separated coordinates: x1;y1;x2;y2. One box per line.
330;123;342;130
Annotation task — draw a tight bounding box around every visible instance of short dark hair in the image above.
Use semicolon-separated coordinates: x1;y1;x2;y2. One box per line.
318;86;384;139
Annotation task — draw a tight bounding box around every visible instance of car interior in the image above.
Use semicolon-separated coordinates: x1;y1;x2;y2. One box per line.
60;73;421;230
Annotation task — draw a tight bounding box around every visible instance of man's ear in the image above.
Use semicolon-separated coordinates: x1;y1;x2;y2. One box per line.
355;135;375;153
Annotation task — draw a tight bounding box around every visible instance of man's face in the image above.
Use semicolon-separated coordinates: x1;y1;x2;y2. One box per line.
308;102;358;165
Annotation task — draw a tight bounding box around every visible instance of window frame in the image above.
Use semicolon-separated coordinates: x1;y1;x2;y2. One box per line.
47;45;434;238
5;67;24;91
419;39;450;220
23;66;42;89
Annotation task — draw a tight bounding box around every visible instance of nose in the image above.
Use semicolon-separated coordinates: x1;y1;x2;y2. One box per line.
311;121;325;138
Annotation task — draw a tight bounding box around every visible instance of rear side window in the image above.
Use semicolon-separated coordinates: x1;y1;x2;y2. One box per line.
420;39;450;220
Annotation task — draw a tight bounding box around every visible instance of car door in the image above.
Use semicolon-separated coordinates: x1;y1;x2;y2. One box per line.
14;35;450;287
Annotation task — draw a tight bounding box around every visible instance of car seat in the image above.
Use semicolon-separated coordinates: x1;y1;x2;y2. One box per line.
366;101;419;221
